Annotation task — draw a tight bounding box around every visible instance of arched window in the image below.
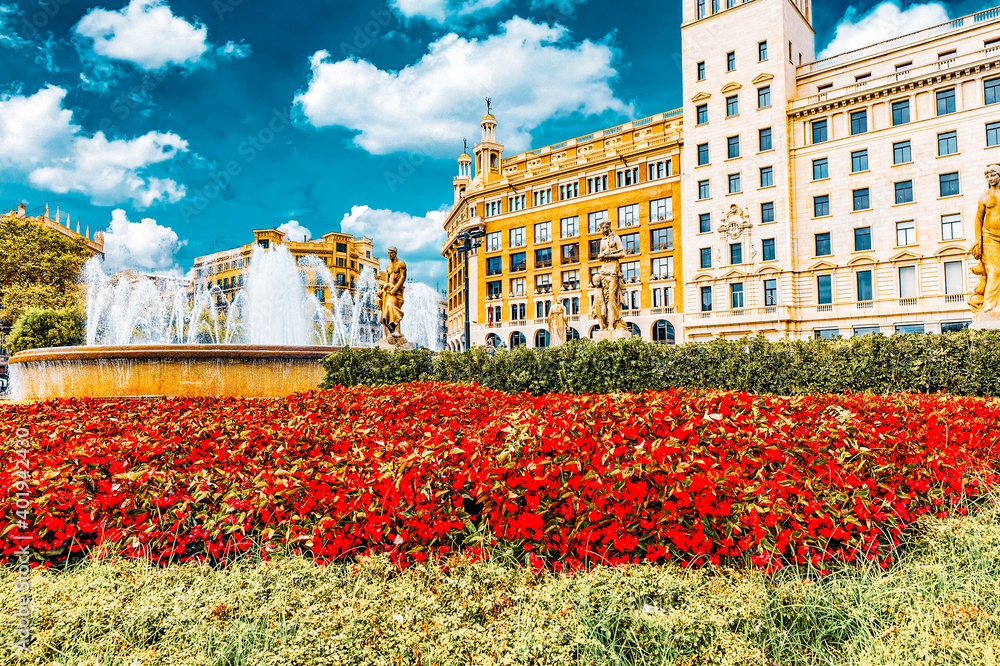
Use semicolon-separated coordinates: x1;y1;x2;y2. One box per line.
486;333;501;348
589;325;600;339
534;329;550;348
567;327;581;341
627;322;642;338
510;331;526;348
652;320;676;345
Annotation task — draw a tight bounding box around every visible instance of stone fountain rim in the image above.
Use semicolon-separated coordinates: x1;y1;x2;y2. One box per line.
9;344;343;365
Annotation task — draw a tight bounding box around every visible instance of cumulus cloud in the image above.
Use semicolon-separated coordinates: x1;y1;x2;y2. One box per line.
0;3;25;49
278;219;313;242
390;0;587;23
819;1;950;59
295;17;630;155
101;208;187;275
74;0;250;71
340;205;447;285
0;85;189;207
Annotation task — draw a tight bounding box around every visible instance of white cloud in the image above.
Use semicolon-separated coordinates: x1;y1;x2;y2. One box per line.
0;85;189;207
389;0;506;23
0;3;25;49
101;208;187;275
74;0;250;71
295;17;630;156
278;220;313;242
530;0;588;16
340;205;447;285
819;1;950;59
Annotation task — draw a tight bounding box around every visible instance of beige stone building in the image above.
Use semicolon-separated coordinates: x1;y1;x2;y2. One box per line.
1;202;105;258
682;0;1000;339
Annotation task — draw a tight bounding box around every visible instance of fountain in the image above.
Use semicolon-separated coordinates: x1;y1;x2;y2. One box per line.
9;244;441;401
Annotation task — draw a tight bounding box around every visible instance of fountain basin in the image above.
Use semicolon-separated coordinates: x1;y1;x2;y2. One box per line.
8;345;339;401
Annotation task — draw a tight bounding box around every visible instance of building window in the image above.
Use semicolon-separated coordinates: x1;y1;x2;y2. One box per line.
622;261;640;282
851;149;868;173
849;109;867;135
510;227;526;248
731;283;745;309
508;194;525;211
762;237;775;261
936;88;956;115
813;232;831;256
814;195;830;217
697;0;706;19
650;197;672;223
587;211;608;234
727;51;735;71
857;270;874;302
700;247;712;269
855;226;872;252
940;172;960;197
764;278;777;305
486;231;501;252
698;179;711;200
944;261;964;294
941;321;969;333
561;243;579;264
701;286;713;312
760;166;774;188
487;281;502;297
728;173;741;194
895;180;913;204
651;256;673;279
988;121;1000;147
759;40;768;61
942;213;962;240
588;240;602;262
759;127;772;151
985;77;1000;105
938;130;958;156
487;256;503;276
812;119;828;144
696;104;708;124
893;140;912;165
817;274;833;305
648;160;671;180
895;324;924;335
534;221;551;243
621;233;640;255
896;219;916;246
697;143;710;165
587;175;608;194
899;265;917;299
560;216;579;238
761;202;775;223
758;86;771;109
532;189;551;206
559;182;579;200
697;60;706;81
699;213;712;233
535;248;552;268
712;0;720;13
813;157;828;180
892;99;910;125
854;326;881;336
510;252;527;272
726;95;739;117
727;135;740;159
730;243;743;265
650;227;673;251
616;167;639;188
815;329;840;340
853;188;870;211
561;270;580;290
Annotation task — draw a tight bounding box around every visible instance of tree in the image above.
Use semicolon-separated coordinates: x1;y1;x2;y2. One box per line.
6;307;85;354
0;217;91;326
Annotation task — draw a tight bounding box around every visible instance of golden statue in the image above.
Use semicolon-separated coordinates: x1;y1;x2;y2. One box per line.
378;247;407;344
970;164;1000;319
547;301;568;346
592;218;631;340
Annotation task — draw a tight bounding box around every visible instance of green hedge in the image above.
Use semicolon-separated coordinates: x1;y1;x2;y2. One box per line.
320;330;1000;397
6;307;85;355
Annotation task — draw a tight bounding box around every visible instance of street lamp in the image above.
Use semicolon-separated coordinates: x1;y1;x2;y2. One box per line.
456;227;485;351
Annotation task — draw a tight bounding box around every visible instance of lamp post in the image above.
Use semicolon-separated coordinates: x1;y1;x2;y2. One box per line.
456;228;485;351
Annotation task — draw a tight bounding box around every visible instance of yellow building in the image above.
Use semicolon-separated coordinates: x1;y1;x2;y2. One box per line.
442;112;684;350
1;202;105;258
190;229;379;309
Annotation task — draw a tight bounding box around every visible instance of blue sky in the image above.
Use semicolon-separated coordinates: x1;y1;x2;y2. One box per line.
0;0;993;287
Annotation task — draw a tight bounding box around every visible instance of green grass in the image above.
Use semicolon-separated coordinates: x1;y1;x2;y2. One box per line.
3;503;1000;666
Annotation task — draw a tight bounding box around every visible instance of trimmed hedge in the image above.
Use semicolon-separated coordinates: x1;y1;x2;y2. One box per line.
320;329;1000;396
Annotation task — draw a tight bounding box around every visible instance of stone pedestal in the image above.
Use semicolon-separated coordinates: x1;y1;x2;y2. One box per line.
377;335;415;351
594;328;632;342
971;312;1000;330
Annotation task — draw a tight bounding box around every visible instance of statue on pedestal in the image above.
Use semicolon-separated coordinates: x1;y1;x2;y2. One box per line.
592;218;631;340
547;301;568;346
378;247;409;346
970;164;1000;327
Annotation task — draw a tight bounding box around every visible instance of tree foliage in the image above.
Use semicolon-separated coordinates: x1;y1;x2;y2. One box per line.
6;307;85;354
0;217;90;325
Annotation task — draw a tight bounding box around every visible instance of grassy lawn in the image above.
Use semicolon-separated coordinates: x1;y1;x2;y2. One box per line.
3;503;999;666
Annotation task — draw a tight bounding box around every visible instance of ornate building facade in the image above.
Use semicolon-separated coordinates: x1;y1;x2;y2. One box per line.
1;202;105;258
190;229;379;309
442;113;683;350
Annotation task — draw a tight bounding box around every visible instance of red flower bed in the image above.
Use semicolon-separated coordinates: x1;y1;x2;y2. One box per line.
2;384;998;572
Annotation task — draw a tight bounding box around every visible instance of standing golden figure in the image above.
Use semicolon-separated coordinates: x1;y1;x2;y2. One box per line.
378;247;409;346
547;300;568;346
592;218;631;340
970;165;1000;325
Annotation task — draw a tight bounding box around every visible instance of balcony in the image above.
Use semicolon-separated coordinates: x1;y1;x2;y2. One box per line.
510;263;527;273
487;268;503;277
509;291;527;299
561;281;580;292
535;260;552;269
625;247;641;256
650;243;672;252
534;285;552;295
808;294;970;318
651;307;676;315
486;293;503;301
650;213;673;224
650;273;674;281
